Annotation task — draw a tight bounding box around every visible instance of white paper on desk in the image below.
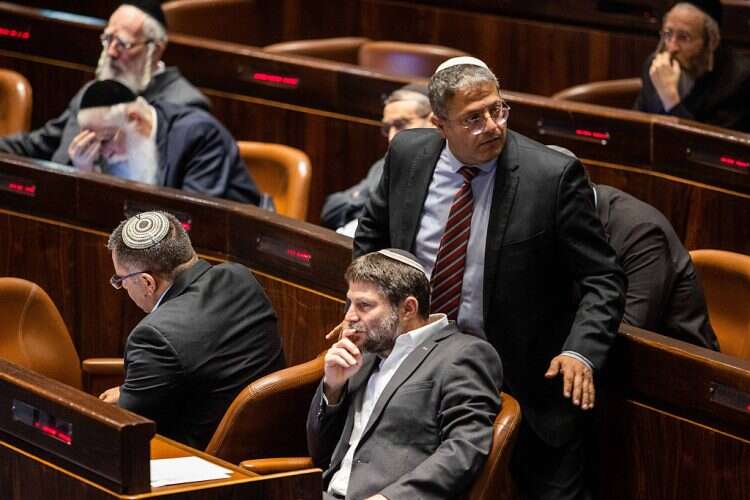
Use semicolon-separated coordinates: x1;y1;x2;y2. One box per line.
150;456;232;488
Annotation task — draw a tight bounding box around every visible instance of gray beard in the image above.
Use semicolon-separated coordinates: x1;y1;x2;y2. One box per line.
95;49;152;93
104;130;159;185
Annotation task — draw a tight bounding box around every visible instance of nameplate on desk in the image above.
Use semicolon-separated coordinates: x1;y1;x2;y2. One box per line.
256;235;312;268
537;119;610;146
687;148;750;175
246;70;301;89
0;174;37;197
709;382;750;414
124;201;193;232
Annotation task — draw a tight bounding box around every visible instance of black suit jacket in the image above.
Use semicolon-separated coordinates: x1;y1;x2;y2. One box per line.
355;129;625;446
307;321;503;500
596;185;718;350
119;260;285;449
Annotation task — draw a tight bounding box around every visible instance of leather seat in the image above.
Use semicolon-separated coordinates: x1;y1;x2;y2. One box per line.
0;69;32;136
358;40;468;78
240;392;522;500
264;37;371;64
552;78;642;110
204;354;325;464
690;249;750;359
0;277;81;389
237;141;311;221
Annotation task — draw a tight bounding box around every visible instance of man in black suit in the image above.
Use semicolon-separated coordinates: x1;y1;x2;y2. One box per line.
308;249;502;500
354;57;626;500
101;211;285;449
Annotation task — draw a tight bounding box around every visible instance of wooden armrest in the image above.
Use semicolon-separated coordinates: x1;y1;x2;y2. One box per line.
239;457;314;475
81;358;124;376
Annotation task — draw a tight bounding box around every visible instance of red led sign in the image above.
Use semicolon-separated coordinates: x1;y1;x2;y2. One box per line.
0;27;30;40
575;129;610;140
720;156;750;169
286;247;312;264
0;174;37;197
34;421;72;445
257;235;313;268
252;72;300;88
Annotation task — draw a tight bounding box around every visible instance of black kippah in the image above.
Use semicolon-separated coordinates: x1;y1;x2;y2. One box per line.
80;80;137;110
122;0;167;29
679;0;722;25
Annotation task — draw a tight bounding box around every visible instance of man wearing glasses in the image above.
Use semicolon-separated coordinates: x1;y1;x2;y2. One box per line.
0;0;209;164
100;211;285;450
354;57;625;500
635;1;750;132
320;83;434;234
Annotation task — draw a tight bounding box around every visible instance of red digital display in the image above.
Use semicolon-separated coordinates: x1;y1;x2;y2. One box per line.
0;27;30;40
0;175;37;197
252;72;300;88
13;399;73;446
34;421;72;445
719;156;750;169
575;129;610;140
286;247;312;264
257;235;313;268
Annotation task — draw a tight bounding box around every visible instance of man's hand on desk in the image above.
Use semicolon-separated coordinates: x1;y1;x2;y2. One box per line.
544;355;595;410
99;386;121;404
365;495;388;500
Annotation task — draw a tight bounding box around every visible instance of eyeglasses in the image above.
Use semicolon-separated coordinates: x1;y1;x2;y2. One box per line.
380;113;431;138
110;270;148;289
659;29;695;45
100;32;153;52
455;101;510;136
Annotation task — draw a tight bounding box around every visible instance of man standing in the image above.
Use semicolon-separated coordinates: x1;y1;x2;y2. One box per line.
102;211;285;449
634;1;750;132
321;84;434;234
355;57;625;499
0;1;209;163
308;249;502;500
71;79;261;204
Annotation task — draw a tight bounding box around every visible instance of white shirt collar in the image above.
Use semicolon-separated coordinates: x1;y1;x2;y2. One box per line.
381;313;450;360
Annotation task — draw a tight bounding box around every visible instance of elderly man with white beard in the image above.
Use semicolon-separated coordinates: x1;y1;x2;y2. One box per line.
0;0;209;164
73;79;261;204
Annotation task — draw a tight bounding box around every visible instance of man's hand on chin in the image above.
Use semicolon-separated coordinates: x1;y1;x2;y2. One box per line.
545;355;595;410
649;51;682;111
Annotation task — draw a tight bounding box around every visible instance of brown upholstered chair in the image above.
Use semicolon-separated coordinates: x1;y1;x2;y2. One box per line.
204;354;325;464
690;250;750;359
240;392;522;500
163;0;258;46
0;69;32;136
358;40;468;78
552;78;642;110
0;277;82;389
237;141;311;221
264;37;371;64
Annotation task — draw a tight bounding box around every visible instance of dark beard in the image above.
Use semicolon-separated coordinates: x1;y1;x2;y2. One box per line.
355;309;400;356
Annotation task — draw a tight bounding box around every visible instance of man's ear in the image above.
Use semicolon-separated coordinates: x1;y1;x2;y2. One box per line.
430;114;447;137
140;272;158;295
151;41;166;65
402;296;419;319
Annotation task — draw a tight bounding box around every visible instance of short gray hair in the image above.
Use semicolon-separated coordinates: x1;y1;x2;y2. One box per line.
345;252;430;319
384;89;432;117
428;64;500;119
107;211;194;279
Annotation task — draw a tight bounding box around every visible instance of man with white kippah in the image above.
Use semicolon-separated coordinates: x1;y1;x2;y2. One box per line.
101;211;285;449
307;249;503;500
354;57;626;499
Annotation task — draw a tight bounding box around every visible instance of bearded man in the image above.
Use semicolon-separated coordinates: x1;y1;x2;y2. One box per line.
73;79;260;204
634;0;750;132
0;0;209;163
307;249;503;500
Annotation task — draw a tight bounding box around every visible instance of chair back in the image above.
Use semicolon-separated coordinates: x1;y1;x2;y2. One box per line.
0;278;81;389
163;0;257;45
264;37;371;64
465;392;522;500
690;249;750;359
237;141;311;220
0;69;32;136
358;41;468;78
552;78;642;109
204;354;324;464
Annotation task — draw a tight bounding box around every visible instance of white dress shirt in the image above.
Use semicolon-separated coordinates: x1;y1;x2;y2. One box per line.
327;314;450;497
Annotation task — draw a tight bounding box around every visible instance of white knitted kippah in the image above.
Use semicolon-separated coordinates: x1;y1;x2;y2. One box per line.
122;211;170;249
434;56;490;75
377;248;428;278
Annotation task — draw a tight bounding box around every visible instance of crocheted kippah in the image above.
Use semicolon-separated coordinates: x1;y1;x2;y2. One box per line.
122;211;170;249
377;248;428;278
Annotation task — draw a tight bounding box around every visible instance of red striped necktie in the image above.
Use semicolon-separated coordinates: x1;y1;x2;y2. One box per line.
430;166;479;321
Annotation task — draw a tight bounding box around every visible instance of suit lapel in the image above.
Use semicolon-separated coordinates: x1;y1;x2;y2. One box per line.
399;137;444;251
482;132;520;319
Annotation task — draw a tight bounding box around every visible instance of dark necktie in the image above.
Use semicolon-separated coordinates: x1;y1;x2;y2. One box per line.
430;166;479;320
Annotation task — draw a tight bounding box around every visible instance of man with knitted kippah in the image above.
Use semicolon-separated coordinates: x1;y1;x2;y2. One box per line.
635;1;750;132
0;1;209;163
101;211;285;449
71;79;261;204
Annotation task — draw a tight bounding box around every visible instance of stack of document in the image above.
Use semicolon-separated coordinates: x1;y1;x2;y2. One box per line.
151;456;232;488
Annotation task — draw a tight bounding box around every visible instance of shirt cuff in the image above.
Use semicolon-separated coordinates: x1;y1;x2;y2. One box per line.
322;389;344;408
560;351;594;371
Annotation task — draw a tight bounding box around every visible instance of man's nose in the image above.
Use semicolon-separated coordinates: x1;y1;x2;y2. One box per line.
344;304;358;323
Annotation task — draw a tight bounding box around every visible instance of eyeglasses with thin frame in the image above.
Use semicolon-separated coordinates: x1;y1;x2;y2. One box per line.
110;270;148;289
659;29;695;45
453;101;510;136
380;112;431;138
100;32;153;53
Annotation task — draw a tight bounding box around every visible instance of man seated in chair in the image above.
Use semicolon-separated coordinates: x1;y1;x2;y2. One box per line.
101;211;285;449
0;0;210;162
71;79;261;204
307;249;503;500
